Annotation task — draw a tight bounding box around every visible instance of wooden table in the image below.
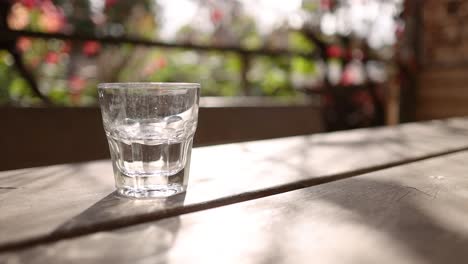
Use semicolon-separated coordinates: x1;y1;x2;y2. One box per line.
2;118;468;263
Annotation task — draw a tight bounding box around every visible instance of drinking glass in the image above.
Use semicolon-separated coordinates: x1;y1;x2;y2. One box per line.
98;82;200;198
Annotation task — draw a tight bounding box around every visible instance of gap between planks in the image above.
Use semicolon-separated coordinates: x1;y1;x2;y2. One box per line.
1;146;468;253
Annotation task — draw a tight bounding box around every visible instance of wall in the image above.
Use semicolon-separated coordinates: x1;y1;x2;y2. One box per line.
416;0;468;120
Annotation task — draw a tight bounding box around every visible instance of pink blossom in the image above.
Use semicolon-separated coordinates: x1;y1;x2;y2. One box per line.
327;45;342;58
82;41;101;57
69;76;86;93
105;0;118;8
210;9;223;24
45;52;59;64
16;37;31;52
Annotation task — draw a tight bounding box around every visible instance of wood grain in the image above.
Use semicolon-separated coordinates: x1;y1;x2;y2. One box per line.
2;118;468;251
417;67;468;120
5;148;468;263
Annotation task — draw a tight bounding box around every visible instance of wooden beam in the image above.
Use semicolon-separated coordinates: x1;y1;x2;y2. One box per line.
2;30;318;58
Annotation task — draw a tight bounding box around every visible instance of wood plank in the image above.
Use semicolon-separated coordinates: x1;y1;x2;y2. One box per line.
4;149;468;263
2;118;468;251
416;103;468;120
419;80;468;94
416;67;468;120
420;67;468;80
195;105;322;146
418;86;468;98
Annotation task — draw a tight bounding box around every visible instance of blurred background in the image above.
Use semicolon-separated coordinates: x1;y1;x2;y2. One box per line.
2;0;467;169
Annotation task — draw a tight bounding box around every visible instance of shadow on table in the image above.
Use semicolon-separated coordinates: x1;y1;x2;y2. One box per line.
10;213;181;264
45;191;185;263
52;191;186;238
259;177;468;264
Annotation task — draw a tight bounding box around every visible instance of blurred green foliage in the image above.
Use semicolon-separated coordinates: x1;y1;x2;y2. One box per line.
1;0;397;106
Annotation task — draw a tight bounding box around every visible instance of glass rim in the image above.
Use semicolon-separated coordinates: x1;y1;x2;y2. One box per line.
98;82;200;89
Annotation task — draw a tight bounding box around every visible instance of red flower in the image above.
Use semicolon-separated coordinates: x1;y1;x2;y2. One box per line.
45;52;59;64
106;0;118;8
326;45;342;58
16;37;31;52
69;76;86;93
69;75;86;104
340;68;354;86
210;9;223;24
82;41;101;57
8;3;30;30
155;57;167;68
320;0;332;10
38;0;65;32
143;57;167;76
20;0;37;9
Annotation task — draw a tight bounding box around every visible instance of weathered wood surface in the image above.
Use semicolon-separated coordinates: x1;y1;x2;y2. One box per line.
1;118;468;251
5;150;468;264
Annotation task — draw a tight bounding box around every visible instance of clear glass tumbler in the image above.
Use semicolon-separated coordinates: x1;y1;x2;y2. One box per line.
98;83;200;198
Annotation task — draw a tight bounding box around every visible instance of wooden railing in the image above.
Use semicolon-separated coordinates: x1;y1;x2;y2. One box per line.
1;29;320;100
0;0;388;132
